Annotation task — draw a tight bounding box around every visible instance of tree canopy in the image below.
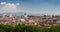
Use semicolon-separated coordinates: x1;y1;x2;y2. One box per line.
0;24;60;32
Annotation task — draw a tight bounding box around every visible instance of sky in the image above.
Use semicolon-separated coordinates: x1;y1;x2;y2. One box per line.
0;0;60;15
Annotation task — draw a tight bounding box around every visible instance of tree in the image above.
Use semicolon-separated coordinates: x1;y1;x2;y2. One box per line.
41;28;49;32
15;24;41;32
0;29;5;32
49;25;60;32
2;25;13;32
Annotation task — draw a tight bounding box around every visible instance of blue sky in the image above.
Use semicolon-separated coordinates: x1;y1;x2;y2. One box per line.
0;0;60;15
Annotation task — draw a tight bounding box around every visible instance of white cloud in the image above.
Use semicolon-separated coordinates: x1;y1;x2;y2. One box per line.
0;2;6;5
0;2;19;13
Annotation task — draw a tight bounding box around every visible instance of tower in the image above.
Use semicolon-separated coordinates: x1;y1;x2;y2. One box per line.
24;13;28;18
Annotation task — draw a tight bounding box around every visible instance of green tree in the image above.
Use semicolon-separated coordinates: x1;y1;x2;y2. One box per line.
49;25;60;32
41;28;49;32
2;25;13;32
15;24;41;32
0;29;5;32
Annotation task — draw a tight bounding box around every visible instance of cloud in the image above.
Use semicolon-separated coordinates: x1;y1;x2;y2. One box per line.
0;2;20;13
0;2;6;5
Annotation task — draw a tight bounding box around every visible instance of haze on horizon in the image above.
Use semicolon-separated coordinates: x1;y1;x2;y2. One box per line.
0;0;60;15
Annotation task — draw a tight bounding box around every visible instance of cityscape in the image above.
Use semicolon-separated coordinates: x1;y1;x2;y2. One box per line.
0;13;60;27
0;0;60;32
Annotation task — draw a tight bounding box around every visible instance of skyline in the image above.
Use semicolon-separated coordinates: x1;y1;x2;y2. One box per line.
0;0;60;15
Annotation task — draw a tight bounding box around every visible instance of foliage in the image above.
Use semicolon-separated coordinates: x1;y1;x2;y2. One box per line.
0;29;5;32
0;24;60;32
49;25;60;32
